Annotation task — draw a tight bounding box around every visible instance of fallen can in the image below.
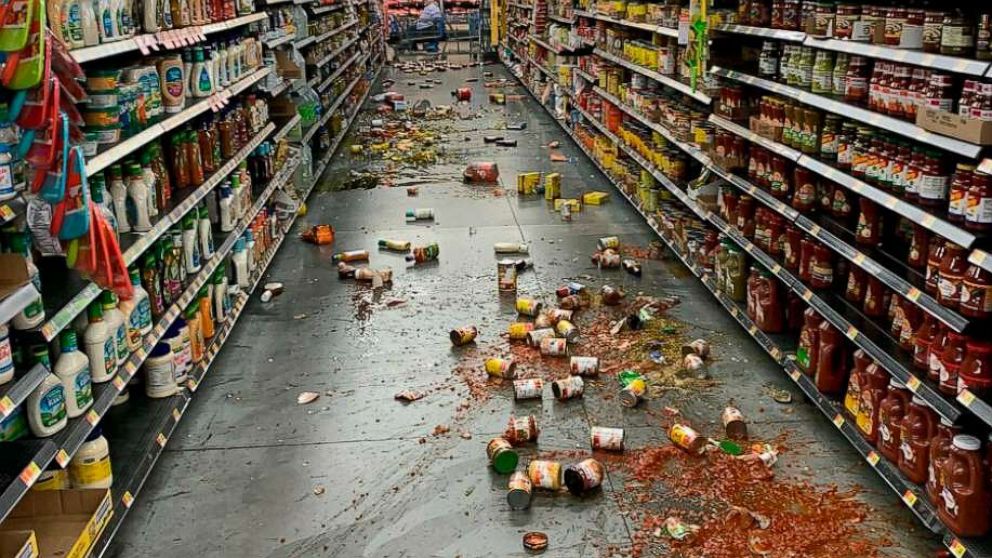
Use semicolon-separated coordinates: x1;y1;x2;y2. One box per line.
594;250;621;268
487;437;519;473
508;322;534;341
507;472;533;510
517;171;541;194
551;375;584;400
555;320;579;343
332;250;370;262
540;337;568;357
505;415;539;445
495;139;517;147
453;87;472;101
497;259;519;292
555;282;585;298
722;406;748;440
513;378;543;400
683;353;705;373
378;239;411;251
570;356;599;376
681;338;711;359
489;92;506;104
522;531;548;551
494;242;529;254
337;262;357;279
559;294;583;310
622;258;642;276
669;423;706;455
563;458;604;495
405;208;435;221
485;135;505;144
463;161;500;183
618;371;647;408
354;267;393;283
527;460;562;490
450;325;479;346
600;285;623;306
407;242;440;264
597;236;620;250
485;357;516;379
533;313;553;330
526;328;556;347
515;297;543;317
590;426;624;451
545;308;572;324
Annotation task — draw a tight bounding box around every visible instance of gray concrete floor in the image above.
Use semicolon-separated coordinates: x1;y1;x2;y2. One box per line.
107;58;938;557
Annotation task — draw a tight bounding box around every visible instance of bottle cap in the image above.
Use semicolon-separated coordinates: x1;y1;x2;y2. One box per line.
150;342;172;359
88;302;104;322
952;434;981;452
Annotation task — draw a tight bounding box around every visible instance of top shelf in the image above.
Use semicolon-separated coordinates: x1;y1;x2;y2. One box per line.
595;48;711;105
712;23;805;42
573;10;678;38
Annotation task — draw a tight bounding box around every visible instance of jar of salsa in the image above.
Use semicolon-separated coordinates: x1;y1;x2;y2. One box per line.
799;237;815;282
926;419;963;504
898;300;922;351
899;395;937;485
941;11;975;57
919;150;950;208
797;308;824;374
926;239;946;295
770;0;784;28
845;57;869;104
960;340;992;397
792;168;816;212
770;157;790;199
783;224;802;269
884;7;907;47
755;268;786;333
961;263;992;320
938;435;992;537
747;266;761;321
855;198;882;246
914;314;939;370
966;171;992;231
737;195;756;239
901;9;925;49
845;266;868;303
809;243;834;288
815;320;849;395
863;276;888;318
948;164;975;223
907;225;929;270
857;361;891;444
937;242;968;309
939;331;968;394
831;188;854;220
767;214;785;257
878;380;910;463
782;0;801;30
928;324;950;381
925;74;955;114
923;10;947;53
845;349;872;417
834;4;861;40
725;245;748;302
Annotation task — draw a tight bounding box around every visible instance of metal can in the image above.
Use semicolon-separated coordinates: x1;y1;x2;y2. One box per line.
505;415;539;445
540;337;568;357
619;378;646;407
556;320;579;343
526;328;556;347
559;294;583;310
485;358;517;379
570;356;599;376
546;309;573;324
450;326;478;346
563;458;605;495
597;250;621;268
722;406;748;440
508;322;534;341
681;338;711;359
497;259;519;292
669;423;706;455
556;282;585;298
598;236;620;250
534;313;553;330
516;297;543;317
551;375;584;400
454;87;472;101
683;353;705;372
590;426;624;451
513;378;543;400
601;285;622;305
487;437;520;473
507;471;533;509
527;460;562;490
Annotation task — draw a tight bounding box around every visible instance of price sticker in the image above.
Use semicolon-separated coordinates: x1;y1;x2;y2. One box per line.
975;251;988;266
957;389;976;407
906;375;922;393
809;224;821;236
771;263;781;274
85;409;100;425
948;539;967;558
55;449;70;467
112;375;126;391
902;490;918;507
748;324;758;336
789;367;801;381
122;491;135;508
0;204;14;221
18;462;41;485
187;378;199;392
866;451;880;466
922;214;936;227
156;433;168;447
172;408;182;421
844;326;859;341
883;195;898;209
906;287;921;302
771;347;782;361
852;253;866;265
0;395;13;416
832;414;845;428
802;289;813;302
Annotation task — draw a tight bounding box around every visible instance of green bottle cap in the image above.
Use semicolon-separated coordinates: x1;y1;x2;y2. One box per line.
130;267;141;285
102;290;118;308
32;345;51;367
88;301;104;322
490;445;518;474
60;329;79;352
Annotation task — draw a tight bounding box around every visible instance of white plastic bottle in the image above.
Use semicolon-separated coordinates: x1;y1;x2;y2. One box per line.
197;203;214;260
163;319;190;384
69;428;113;489
141;151;159;219
108;165;131;233
190;46;213;98
144;342;177;398
27;367;67;437
229;174;242;221
212;263;228;324
219;185;234;232
121;267;153;344
0;323;13;384
244;230;255;275
125;162;152;232
55;329;94;417
101;291;128;368
84;302;117;383
232;237;249;288
182;213;201;274
80;0;100;46
217;43;229;87
142;0;159;32
10;233;45;330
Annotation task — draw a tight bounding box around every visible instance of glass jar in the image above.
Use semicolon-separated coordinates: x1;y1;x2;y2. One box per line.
937;242;968;309
856;198;882;246
819;114;840;162
782;0;801;30
961;264;992;320
836;122;856;171
978;13;992;61
863;276;889;318
917;149;949;208
846;266;868;303
900;8;924;49
783;224;802;269
811;50;834;95
948;164;975;223
923;10;947;53
844;56;869;105
884;7;906;47
759;41;779;78
940;12;974;56
924;73;954;114
834;4;861;39
966;171;992;231
926;239;946;295
809;243;834;288
960;340;992;397
907;225;929;270
792;167;817;212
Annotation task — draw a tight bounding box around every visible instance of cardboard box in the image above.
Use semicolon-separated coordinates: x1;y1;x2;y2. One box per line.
554;198;582;212
749;116;782;143
0;254;29;302
582;191;610;205
0;531;37;558
916;107;992;145
0;490;112;558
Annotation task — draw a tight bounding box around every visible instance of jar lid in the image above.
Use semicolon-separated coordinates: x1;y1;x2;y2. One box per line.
911;395;927;405
150;342;172;358
953;434;981;452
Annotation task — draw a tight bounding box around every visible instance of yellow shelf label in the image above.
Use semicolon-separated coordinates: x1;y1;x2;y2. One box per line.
85;409;99;425
906;375;921;392
55;449;70;468
122;491;134;508
0;395;13;416
112;375;126;391
958;390;976;407
771;348;782;360
172;408;182;421
789;368;801;381
907;287;921;302
866;451;880;466
18;462;41;485
845;326;859;340
832;414;845;428
902;490;918;507
853;253;866;265
0;204;14;220
802;289;813;301
771;264;781;274
949;539;967;558
156;433;168;447
748;324;758;336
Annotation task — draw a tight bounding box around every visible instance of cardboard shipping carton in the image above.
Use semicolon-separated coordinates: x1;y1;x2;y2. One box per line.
0;490;112;558
0;531;38;558
916;107;992;145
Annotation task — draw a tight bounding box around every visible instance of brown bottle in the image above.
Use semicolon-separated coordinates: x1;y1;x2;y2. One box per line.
878;380;910;463
797;308;824;374
845;349;871;417
899;396;937;485
913;314;939;371
937;243;968;309
938;435;992;537
815;321;850;395
857;361;890;445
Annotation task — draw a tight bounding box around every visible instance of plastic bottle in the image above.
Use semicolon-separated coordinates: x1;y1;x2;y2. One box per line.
55;328;93;418
0;323;12;384
232;237;249;288
158;55;185;114
198;204;214;260
84;302;117;383
190;47;213;98
60;0;84;48
125;162;152;233
69;428;113;488
80;0;99;45
142;0;159;31
184;302;204;364
182;213;201;274
10;233;45;330
212;264;228;324
108;164;131;233
121;267;152;346
219;184;234;232
90;175;118;237
217;43;229;87
28;369;68;438
938;435;992;537
144;342;177;398
244;230;255;275
181;48;193;100
927;418;962;504
140;151;159;219
98;0;118;42
164;318;191;384
101;291;128;368
198;286;214;340
899;396;937;484
229;173;242;221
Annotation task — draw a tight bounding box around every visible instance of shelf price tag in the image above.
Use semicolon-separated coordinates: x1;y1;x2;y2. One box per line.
112;375;126;391
802;289;813;302
55;449;70;467
852;253;866;265
948;539;967;558
957;389;976;408
906;287;922;302
748;324;758;336
0;395;13;416
901;490;918;507
866;451;880;466
172;408;182;421
844;326;859;341
122;491;135;508
789;367;801;381
832;414;845;428
85;409;100;425
187;378;199;392
18;462;41;485
0;204;14;221
156;433;168;447
906;375;921;393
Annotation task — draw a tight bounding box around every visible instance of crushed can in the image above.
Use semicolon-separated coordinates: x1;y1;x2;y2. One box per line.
563;458;604;495
546;308;572;324
497;259;519;292
622;259;642;276
570;356;599;376
544;173;561;200
556;320;579;343
407;242;440;264
507;471;533;509
505;415;539;445
406;208;435;222
450;325;479;346
508;322;534;341
669;423;706;455
463;162;500;183
337;262;357;279
453;87;472;101
598;236;620;250
590;426;624;451
540;337;568;357
600;285;623;306
355;267;393;283
517;172;541;194
526;328;556;347
682;338;711;359
513;378;543;400
618;370;647;408
332;250;370;262
485;135;504;144
556;283;585;298
515;297;543;317
551;375;584;400
487;437;519;473
485;357;516;379
527;460;562;490
683;353;705;373
722;406;747;440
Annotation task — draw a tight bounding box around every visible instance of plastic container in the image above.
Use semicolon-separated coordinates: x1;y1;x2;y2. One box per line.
69;428;113;489
84;302;117;383
120;267;152;350
101;291;128;368
0;323;12;384
56;329;94;418
144;342;177;398
163;320;191;385
26;370;68;437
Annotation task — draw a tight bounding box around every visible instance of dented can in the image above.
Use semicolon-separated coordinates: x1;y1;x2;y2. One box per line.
450;325;479;346
570;356;599;376
487;437;520;473
681;338;711;359
508;322;534;341
527;460;562;490
722;406;748;440
497;259;518;292
540;337;568;357
669;423;706;455
590;426;624;451
515;297;543;317
619;378;646;408
526;328;556;347
513;378;544;400
505;415;539;445
534;313;553;330
507;471;533;509
597;236;620;250
546;308;573;324
555;320;579;343
332;249;370;262
485;358;517;379
563;458;604;495
551;375;584;400
595;250;621;268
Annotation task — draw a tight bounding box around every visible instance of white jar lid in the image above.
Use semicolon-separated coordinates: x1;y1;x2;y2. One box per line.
953;434;981;452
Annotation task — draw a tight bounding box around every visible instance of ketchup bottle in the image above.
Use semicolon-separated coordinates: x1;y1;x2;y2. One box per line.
815;321;849;395
746;266;761;322
797;308;824;375
960;340;992;398
878;380;910;464
899;396;937;485
755;269;785;333
856;361;890;445
928;324;950;382
939;331;968;395
913;314;938;371
926;418;962;505
863;276;889;318
938;435;992;537
845;349;871;417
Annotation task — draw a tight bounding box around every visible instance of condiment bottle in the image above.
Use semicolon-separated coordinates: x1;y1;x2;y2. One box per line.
184;302;205;364
938;435;992;537
961;263;992;320
907;225;929;270
878;380;910;463
83;302;117;384
898;396;937;485
960;341;992;397
966;171;992;231
197;286;214;340
125;162;152;232
845;267;867;304
925;239;946;295
948;164;975;223
938;331;967;395
937;242;968;309
857;361;890;445
797;308;824;374
56;329;94;418
142;252;166;319
754;268;785;333
855;198;882;246
863;277;888;318
845;349;871;417
815;321;849;395
927;418;963;504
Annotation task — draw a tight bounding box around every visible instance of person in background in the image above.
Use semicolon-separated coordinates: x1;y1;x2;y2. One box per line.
416;0;444;52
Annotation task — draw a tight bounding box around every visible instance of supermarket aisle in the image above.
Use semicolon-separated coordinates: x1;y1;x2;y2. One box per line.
107;60;937;557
